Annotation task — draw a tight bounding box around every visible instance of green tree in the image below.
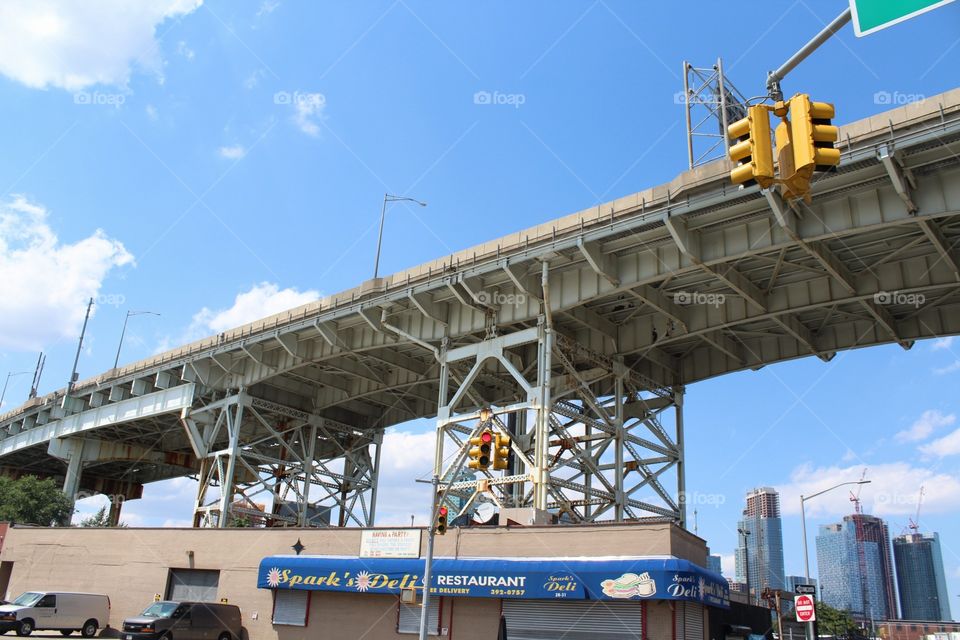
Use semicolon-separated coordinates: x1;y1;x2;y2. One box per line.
0;475;73;526
815;601;861;639
79;505;127;528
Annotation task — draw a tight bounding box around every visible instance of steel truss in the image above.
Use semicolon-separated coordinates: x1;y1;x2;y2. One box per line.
682;58;749;169
434;321;686;526
182;391;382;528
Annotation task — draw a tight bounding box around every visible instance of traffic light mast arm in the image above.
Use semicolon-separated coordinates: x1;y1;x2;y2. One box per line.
766;7;851;100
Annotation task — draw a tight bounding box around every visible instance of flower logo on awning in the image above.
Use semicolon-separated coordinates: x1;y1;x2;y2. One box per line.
266;567;282;588
355;571;372;592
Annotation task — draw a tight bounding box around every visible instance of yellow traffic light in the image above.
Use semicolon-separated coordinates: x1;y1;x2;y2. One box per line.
469;430;493;470
727;105;775;188
436;505;448;535
789;94;840;172
492;434;511;470
775;94;841;201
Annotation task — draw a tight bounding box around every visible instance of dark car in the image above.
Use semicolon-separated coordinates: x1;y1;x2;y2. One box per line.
122;601;241;640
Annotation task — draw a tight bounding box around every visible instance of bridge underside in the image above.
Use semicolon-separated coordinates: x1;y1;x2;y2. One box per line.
2;91;960;528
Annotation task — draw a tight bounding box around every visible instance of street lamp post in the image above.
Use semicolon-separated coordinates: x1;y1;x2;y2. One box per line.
799;479;871;640
0;371;32;408
372;193;427;279
114;310;161;369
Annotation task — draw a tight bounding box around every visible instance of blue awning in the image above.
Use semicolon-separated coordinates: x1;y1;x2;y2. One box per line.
257;555;729;608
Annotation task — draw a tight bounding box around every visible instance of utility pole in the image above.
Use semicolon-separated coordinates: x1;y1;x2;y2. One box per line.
418;474;439;640
29;352;45;399
67;298;94;395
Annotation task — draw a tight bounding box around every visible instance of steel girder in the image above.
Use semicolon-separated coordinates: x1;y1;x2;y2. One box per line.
184;392;382;528
433;323;686;525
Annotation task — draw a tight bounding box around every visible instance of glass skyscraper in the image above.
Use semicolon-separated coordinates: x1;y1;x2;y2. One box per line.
816;514;896;621
735;487;786;598
893;532;951;621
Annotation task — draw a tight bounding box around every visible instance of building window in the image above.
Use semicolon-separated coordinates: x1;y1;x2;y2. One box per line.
272;590;309;627
166;569;220;602
398;596;440;635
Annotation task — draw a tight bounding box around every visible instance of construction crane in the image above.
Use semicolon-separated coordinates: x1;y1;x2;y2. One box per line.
849;468;868;514
907;486;924;534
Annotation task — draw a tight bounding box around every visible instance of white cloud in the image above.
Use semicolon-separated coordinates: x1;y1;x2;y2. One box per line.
0;0;203;91
720;554;735;578
291;93;325;136
931;336;955;351
0;196;133;353
175;40;194;60
243;69;265;90
256;1;280;18
934;360;960;375
217;144;246;160
371;428;436;526
895;409;955;443
919;428;960;458
778;462;960;518
190;282;320;335
145;104;158;121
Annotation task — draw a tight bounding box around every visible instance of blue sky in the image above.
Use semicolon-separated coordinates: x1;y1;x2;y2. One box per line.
0;0;959;616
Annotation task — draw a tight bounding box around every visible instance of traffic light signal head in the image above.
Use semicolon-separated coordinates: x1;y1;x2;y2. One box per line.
789;94;840;173
468;430;493;469
492;433;512;470
727;105;775;189
436;506;448;535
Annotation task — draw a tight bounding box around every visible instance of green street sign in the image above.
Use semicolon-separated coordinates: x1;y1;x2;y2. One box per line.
850;0;956;37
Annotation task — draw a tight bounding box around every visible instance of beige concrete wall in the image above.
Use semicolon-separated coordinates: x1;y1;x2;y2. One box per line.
0;523;705;639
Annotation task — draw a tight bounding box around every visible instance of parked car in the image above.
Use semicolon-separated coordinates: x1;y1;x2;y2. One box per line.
121;601;241;640
0;591;110;637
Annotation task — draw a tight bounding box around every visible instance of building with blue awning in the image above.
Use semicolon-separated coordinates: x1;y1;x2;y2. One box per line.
256;554;729;607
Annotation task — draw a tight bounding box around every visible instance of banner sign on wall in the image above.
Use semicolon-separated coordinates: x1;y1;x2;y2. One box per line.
257;555;729;607
359;529;421;558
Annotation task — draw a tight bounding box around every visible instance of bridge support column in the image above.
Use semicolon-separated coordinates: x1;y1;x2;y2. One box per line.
185;392;382;528
433;322;685;525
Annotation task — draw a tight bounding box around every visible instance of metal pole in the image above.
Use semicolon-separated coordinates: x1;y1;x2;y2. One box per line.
682;61;694;170
67;298;94;395
0;372;28;407
113;311;131;369
801;495;813;640
373;193;388;279
767;7;852;100
675;386;686;528
717;58;731;147
419;474;439;640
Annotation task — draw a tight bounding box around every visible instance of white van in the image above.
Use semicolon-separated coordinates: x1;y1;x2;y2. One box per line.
0;591;110;637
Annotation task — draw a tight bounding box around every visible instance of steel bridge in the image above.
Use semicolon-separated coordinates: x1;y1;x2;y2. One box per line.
2;88;959;528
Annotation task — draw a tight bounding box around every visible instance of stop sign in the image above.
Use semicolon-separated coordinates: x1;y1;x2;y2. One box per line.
795;594;816;622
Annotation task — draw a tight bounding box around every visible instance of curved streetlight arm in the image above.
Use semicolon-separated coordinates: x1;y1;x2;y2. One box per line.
373;193;427;279
801;479;871;504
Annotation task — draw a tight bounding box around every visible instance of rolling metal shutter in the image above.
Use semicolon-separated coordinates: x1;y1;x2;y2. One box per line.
272;590;309;626
398;597;440;635
502;599;642;640
167;569;220;602
676;603;704;640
